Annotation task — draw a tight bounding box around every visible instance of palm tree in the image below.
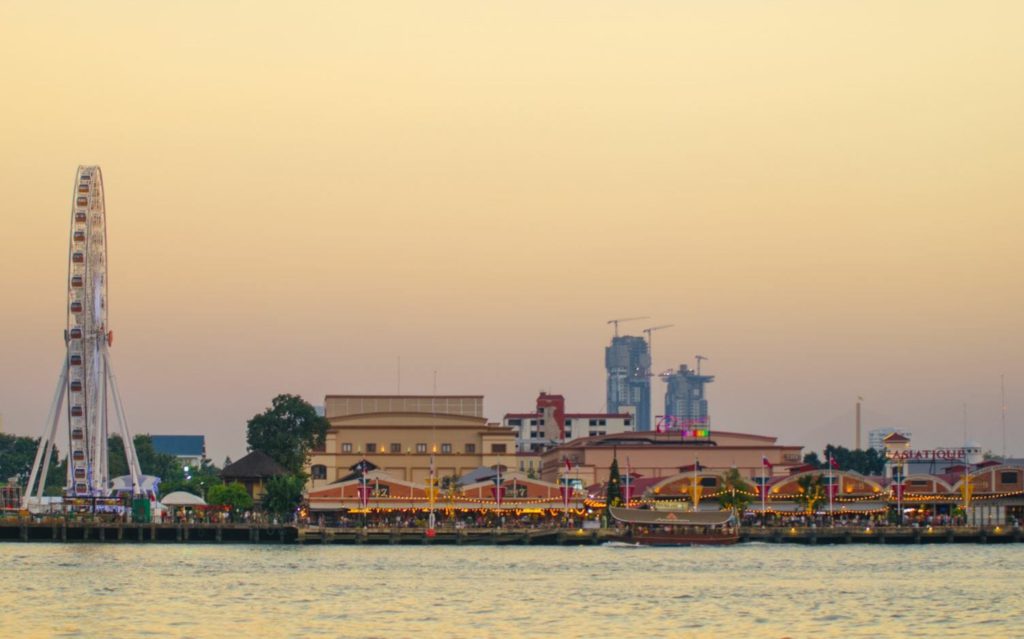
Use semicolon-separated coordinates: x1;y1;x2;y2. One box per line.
717;468;754;524
794;474;825;516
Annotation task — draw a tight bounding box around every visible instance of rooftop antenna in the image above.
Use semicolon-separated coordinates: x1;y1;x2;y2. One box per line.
607;316;650;338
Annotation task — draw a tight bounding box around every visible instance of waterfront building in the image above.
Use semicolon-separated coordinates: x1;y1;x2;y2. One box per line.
306;395;516;491
503;392;633;454
868;427;912;453
660;363;714;429
606;335;651;431
221;451;287;501
305;468;584;515
150;435;206;469
539;430;803;487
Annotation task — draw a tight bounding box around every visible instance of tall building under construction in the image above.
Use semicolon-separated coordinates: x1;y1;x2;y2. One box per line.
605;335;651;431
661;364;714;428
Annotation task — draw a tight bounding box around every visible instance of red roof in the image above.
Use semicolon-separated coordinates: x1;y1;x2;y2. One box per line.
882;432;911;444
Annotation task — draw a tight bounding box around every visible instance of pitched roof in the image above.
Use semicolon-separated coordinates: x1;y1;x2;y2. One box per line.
221;450;288;479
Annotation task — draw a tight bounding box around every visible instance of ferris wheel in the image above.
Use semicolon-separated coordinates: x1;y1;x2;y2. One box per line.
25;166;144;504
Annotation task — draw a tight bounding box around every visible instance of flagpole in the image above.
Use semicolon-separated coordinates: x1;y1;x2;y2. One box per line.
761;459;767;525
828;453;834;525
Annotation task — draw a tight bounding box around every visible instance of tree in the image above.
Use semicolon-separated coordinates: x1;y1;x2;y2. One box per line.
207;482;253;512
717;468;754;524
602;456;623;527
794;474;825;515
803;452;822;468
246;394;329;475
1;433;65;495
262;474;306;518
820;445;885;475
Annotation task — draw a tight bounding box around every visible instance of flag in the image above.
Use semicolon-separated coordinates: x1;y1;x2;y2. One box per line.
829;456;839;470
564;456;572;473
761;456;773;471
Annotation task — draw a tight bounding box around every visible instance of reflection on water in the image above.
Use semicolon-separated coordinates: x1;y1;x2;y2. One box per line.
3;543;1022;638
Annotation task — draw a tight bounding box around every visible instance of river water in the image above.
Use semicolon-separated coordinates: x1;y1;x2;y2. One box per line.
2;543;1021;638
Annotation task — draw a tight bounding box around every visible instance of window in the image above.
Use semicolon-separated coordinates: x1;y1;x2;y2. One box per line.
530;419;538;426
508;419;522;427
465;443;476;454
565;419;573;426
312;440;325;453
441;443;452;454
416;443;427;454
342;442;353;453
311;465;327;480
624;419;631;426
1001;471;1019;484
699;477;717;487
390;443;402;453
599;419;606;426
491;444;507;453
589;419;597;426
366;443;377;453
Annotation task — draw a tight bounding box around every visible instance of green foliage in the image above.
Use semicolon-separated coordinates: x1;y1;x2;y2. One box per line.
207;482;253;511
262;473;307;517
0;433;65;495
246;394;329;475
606;457;623;508
821;445;886;475
160;458;223;498
803;452;822;468
794;474;825;515
717;467;754;520
107;434;185;486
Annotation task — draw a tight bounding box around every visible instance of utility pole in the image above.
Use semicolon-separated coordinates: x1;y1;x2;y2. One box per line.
855;396;863;450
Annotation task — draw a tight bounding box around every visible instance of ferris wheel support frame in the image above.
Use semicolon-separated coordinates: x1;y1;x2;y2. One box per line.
23;166;146;510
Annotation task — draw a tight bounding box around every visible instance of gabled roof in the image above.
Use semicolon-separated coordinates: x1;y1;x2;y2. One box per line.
882;432;911;444
221;451;288;479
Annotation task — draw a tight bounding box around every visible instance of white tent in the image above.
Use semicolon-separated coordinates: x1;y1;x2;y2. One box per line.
160;491;207;507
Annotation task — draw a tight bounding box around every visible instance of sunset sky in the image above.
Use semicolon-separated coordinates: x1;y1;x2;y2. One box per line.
1;1;1021;465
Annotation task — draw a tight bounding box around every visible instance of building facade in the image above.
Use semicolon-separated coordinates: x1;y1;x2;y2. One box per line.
503;392;634;454
539;430;804;487
660;364;714;428
306;395;516;491
606;335;651;431
868;427;913;453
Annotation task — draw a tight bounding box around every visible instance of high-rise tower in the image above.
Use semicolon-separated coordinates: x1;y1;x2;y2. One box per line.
605;335;651;431
662;364;714;429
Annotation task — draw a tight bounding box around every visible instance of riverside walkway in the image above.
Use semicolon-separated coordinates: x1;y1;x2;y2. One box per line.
1;519;1021;545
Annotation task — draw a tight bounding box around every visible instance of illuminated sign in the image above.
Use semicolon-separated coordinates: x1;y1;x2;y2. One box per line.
886;447;981;462
655;416;711;438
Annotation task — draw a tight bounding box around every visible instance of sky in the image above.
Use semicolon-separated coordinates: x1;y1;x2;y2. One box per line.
1;1;1021;466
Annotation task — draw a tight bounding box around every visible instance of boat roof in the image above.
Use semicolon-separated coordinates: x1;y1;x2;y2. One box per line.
608;507;734;526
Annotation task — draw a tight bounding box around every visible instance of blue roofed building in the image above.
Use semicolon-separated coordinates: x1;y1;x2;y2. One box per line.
150;435;206;468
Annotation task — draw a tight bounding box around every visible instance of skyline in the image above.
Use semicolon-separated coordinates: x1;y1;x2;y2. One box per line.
1;1;1021;465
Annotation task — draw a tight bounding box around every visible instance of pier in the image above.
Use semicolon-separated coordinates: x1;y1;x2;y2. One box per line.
2;519;1023;545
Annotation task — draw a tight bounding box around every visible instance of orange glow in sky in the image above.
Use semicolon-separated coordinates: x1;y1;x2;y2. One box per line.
1;1;1021;462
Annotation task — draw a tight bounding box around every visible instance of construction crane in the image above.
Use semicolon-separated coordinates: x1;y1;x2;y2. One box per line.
695;355;708;375
642;324;674;376
607;316;650;337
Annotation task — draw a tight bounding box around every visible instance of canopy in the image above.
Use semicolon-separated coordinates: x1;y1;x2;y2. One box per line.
609;507;733;527
160;491;207;506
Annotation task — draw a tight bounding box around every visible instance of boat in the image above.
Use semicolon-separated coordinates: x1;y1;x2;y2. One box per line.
608;506;739;546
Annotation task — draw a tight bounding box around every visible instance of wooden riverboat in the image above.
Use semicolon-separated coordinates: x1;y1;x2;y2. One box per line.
608;507;739;546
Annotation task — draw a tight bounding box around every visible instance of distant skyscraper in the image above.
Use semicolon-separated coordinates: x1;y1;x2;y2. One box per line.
606;335;651;431
662;364;714;428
